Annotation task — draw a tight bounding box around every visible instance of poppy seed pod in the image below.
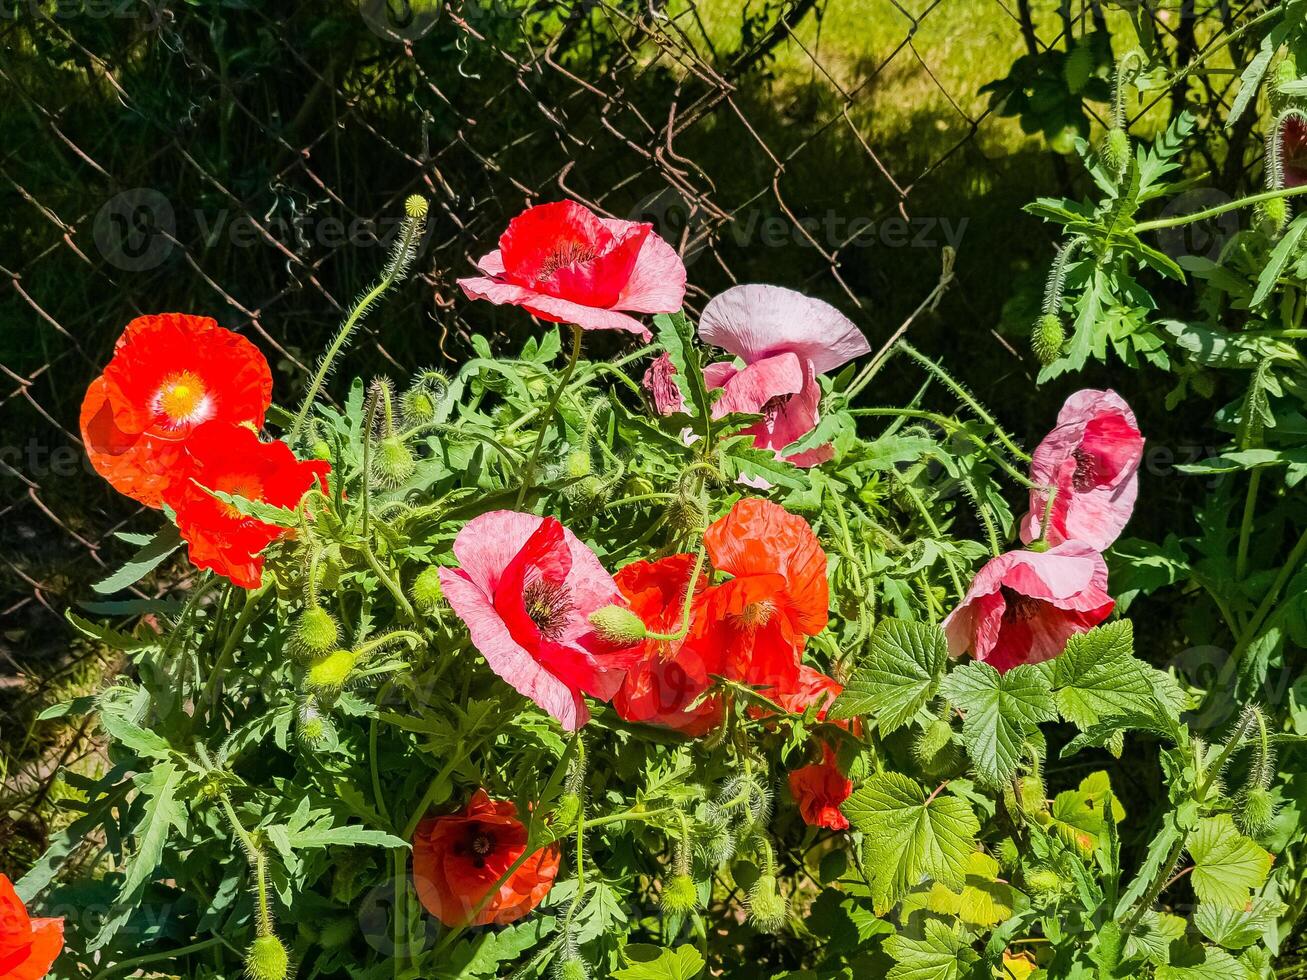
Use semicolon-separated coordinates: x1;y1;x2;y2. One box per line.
291;606;339;660
372;435;416;487
411;566;445;611
306;649;358;694
660;873;699;914
587;604;647;645
244;934;290;980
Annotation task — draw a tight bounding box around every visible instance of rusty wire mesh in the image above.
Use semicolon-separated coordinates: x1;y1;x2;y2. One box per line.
0;0;1263;826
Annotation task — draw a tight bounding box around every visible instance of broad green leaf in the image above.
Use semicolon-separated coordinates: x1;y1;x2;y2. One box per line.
1127;910;1187;965
611;944;705;979
842;773;979;913
883;917;979;980
1155;944;1245;980
1251;214;1307;307
940;662;1056;787
1189;815;1273;907
828;619;948;731
924;851;1016;928
1044;622;1163;729
1043;771;1126;853
92;525;182;594
1194;898;1284;949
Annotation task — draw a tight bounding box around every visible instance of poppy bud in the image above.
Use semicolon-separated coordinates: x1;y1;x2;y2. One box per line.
306;649;358;694
588;604;647;645
1031;314;1065;366
310;439;332;461
1256;197;1289;236
995;836;1021;872
746;873;787;933
913;717;961;776
1003;773;1047;818
1273;57;1300;111
401;389;437;425
291;607;339;660
1100;126;1130;177
555;957;589;980
372;435;416;487
700;819;736;867
665;494;706;533
661;873;699;914
1025;866;1065;895
623;475;655;497
1237;786;1277;835
298;700;333;746
552;792;582;828
565;450;592;479
411;567;445;611
244;934;290;980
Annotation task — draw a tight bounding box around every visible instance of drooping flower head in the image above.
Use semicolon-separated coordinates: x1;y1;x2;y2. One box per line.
0;874;63;980
611;553;722;736
80;314;273;508
642;352;686;416
165;421;330;589
1019;389;1143;551
942;542;1114;673
698;285;870;467
457;201;686;339
788;744;853;831
439;511;638;730
412;790;560;928
698;498;829;692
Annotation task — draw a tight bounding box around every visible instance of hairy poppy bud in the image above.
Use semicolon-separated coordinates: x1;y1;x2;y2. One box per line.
310;439;332;461
995;836;1021;872
373;435;416;487
298;700;333;746
1003;773;1047;818
306;649;358;694
1238;786;1277;835
661;873;699;914
411;566;444;611
588;604;647;645
1032;314;1065;366
245;934;290;980
914;717;960;776
1025;866;1065;895
747;873;787;933
555;957;589;980
1273;57;1300;111
1256;197;1289;236
401;389;436;425
1100;127;1130;177
291;607;339;660
552;792;582;828
624;475;655;497
565;449;592;479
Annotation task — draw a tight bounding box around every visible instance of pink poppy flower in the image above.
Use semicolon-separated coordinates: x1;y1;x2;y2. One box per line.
642;353;685;416
456;201;686;340
1019;389;1144;551
1279;112;1307;188
942;541;1114;673
439;510;637;730
698;284;870;466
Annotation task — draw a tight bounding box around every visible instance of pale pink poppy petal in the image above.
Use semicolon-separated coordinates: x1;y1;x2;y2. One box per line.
450;511;545;595
702;361;739;389
767;364;822;453
602;219;688;314
457;276;653;339
475;250;507;276
710;352;804;417
699;284;869;375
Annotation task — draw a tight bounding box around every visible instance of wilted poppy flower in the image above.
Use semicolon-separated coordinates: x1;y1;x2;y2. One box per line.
769;665;842;718
698;498;829;691
1019;389;1143;551
412;790;560;927
611;554;722;736
79;313;273;508
942;542;1114;673
642;352;685;416
165;421;330;589
788;744;852;831
457;201;686;339
0;874;63;980
439;511;637;731
1279;112;1307;188
698;284;869;467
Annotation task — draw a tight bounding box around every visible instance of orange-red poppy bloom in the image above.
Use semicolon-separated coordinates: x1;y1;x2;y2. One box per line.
0;874;63;980
788;744;852;831
164;421;329;589
412;790;560;927
80;313;272;507
611;554;723;736
697;498;829;692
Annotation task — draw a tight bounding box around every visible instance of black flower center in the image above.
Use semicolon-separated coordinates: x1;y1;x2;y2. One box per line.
538;241;597;281
1071;447;1101;492
1000;586;1042;624
524;579;572;641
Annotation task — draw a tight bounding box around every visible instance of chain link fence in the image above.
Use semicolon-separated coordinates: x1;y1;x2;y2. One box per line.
0;0;1259;835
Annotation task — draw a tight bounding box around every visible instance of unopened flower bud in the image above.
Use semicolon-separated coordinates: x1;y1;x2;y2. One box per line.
373;435;416;487
913;717;960;776
661;873;698;914
1237;786;1277;835
1101;126;1130;177
552;792;582;828
1025;866;1065;895
747;873;787;933
306;649;358;694
291;606;339;660
310;439;332;461
245;934;290;980
318;916;354;950
401;388;437;425
1032;313;1065;367
565;449;592;479
1256;197;1289;235
411;566;445;611
555;957;589;980
588;605;647;645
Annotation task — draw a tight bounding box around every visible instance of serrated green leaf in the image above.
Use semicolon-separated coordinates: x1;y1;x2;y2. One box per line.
940;662;1055;787
92;525;182;594
828;619;948;731
1194;898;1284;949
1189;815;1273;907
1045;622;1164;729
611;944;705;979
1156;944;1245;980
842;773;979;913
883;917;978;980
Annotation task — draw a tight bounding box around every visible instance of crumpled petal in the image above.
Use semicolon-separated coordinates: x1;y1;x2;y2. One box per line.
699;283;869;375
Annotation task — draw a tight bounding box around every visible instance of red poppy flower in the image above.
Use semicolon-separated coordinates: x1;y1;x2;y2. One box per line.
788;744;852;831
0;874;63;980
164;422;330;589
611;554;722;736
942;541;1114;673
698;498;829;691
1019;389;1143;551
457;201;686;339
412;790;560;927
1280;112;1307;188
439;511;639;731
79;313;273;508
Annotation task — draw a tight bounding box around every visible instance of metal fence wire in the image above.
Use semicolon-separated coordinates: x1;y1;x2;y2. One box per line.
0;0;1262;788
